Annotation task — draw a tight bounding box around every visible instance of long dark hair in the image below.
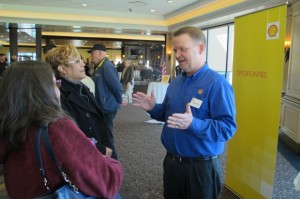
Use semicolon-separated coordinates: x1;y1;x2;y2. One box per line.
0;60;65;148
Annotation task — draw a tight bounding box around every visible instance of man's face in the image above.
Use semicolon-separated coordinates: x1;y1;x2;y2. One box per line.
124;61;129;68
91;50;105;64
173;34;203;75
0;55;6;62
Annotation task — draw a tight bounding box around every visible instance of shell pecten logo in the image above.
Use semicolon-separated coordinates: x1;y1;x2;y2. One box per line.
268;24;278;37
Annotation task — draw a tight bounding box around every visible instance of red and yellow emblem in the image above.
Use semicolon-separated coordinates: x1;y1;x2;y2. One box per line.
268;24;278;37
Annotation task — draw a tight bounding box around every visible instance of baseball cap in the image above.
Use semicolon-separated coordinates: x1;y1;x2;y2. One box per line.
87;44;107;53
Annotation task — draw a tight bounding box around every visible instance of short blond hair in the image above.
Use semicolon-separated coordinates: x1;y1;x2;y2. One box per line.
174;26;206;46
45;44;80;77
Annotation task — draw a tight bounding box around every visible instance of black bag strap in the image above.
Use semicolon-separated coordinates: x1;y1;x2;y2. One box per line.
42;125;64;174
34;126;51;191
34;126;79;192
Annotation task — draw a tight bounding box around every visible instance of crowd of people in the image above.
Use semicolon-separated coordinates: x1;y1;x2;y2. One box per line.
0;54;19;79
0;26;236;199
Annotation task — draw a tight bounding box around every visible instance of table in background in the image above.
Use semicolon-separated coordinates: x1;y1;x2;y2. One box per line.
147;82;169;104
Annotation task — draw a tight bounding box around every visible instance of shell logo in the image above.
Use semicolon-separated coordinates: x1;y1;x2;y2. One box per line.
268;24;278;37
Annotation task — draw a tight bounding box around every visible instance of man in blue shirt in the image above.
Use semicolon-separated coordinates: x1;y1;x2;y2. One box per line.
133;26;236;199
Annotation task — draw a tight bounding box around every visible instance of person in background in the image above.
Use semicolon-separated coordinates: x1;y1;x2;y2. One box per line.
45;44;114;158
175;64;183;76
88;44;126;160
116;61;124;73
111;60;115;67
81;56;95;95
0;53;8;78
0;60;123;198
121;60;134;103
84;57;92;77
10;55;18;63
133;26;236;199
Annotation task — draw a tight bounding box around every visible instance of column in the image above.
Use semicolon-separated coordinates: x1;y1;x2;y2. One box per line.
9;23;18;62
35;25;42;61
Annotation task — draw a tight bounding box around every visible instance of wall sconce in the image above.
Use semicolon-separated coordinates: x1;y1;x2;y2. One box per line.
167;50;171;60
285;40;291;62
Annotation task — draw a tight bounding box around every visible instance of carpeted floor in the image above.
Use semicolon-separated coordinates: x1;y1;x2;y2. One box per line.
0;85;299;199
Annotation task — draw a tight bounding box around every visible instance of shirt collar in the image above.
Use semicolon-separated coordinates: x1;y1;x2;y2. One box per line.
182;63;208;80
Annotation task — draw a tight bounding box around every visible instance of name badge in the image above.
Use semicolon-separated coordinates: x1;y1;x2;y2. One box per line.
190;98;202;109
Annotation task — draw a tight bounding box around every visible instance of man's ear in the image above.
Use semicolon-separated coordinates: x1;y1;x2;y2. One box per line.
199;43;205;54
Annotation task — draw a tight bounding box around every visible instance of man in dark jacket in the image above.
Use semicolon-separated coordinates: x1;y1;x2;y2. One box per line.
0;53;8;78
89;44;126;159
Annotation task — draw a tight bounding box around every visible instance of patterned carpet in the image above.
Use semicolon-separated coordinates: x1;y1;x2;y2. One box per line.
0;85;299;199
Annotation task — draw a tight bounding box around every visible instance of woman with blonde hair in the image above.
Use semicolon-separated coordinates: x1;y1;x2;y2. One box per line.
45;44;115;159
0;60;123;198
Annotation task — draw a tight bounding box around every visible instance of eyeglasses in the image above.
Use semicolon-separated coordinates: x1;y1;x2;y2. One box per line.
67;59;83;64
55;79;62;88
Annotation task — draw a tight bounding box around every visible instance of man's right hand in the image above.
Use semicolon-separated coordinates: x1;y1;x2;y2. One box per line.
132;91;156;111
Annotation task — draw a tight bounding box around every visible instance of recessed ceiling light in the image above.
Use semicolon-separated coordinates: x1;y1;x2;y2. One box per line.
146;30;151;35
167;0;173;3
82;4;87;7
150;9;155;12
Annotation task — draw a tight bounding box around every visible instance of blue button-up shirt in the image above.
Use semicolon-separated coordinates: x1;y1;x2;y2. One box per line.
148;64;236;158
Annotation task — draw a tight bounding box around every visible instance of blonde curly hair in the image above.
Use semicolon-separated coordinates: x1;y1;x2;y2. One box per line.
45;44;81;77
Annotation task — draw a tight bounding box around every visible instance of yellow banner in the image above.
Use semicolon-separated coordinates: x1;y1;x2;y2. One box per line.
225;5;287;199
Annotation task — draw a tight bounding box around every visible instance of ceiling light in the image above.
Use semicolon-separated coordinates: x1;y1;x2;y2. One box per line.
82;4;87;7
129;1;147;6
167;0;173;3
150;9;155;12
